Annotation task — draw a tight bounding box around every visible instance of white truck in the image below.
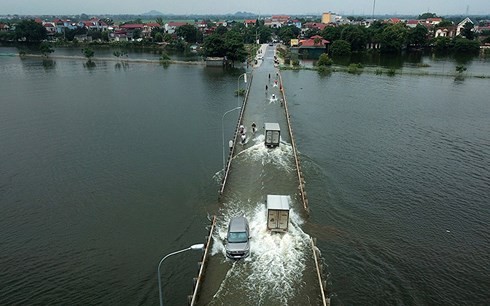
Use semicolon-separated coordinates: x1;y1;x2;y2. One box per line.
264;122;280;147
266;195;290;232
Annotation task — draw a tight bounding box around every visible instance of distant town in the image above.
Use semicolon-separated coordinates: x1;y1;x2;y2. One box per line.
1;11;489;65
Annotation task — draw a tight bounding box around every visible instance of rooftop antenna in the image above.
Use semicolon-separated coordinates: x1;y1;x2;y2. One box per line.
466;5;469;16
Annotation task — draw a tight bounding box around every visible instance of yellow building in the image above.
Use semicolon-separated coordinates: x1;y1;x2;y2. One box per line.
321;12;333;24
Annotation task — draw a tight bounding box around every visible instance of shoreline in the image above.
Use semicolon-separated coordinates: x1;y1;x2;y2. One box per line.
17;53;206;66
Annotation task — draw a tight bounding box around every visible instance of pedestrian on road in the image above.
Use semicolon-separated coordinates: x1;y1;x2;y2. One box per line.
229;139;233;151
265;85;268;91
268;73;271;79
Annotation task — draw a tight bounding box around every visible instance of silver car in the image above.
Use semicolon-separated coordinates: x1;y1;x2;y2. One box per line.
225;216;250;259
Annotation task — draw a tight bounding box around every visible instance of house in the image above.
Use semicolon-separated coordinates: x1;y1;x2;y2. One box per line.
42;22;56;34
244;19;256;28
264;19;282;28
456;17;474;36
205;57;225;67
144;22;161;37
53;19;77;34
79;19;108;31
264;15;290;28
435;26;456;38
165;22;188;34
302;22;327;36
196;20;208;31
109;30;129;42
0;23;10;31
387;18;402;24
290;19;302;29
406;19;420;28
426;18;443;26
298;35;329;48
297;35;330;57
271;15;290;24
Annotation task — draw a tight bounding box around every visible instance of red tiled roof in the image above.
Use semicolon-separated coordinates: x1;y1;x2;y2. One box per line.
407;19;419;24
304;22;327;30
145;22;161;27
120;24;145;29
245;19;256;24
167;22;188;27
272;15;289;20
299;36;329;47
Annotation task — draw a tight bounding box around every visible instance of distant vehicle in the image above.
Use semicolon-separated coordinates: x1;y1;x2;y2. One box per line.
225;216;250;259
258;56;263;60
269;42;273;46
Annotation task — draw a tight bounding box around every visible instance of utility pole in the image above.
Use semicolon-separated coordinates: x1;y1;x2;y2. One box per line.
372;0;376;20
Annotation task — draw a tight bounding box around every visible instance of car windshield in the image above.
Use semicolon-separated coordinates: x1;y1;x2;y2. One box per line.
228;231;248;243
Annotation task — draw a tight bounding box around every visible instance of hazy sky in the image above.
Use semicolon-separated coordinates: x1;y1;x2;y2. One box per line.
2;0;488;16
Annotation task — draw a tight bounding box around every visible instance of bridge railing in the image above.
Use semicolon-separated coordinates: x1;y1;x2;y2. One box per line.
219;74;253;195
188;215;216;305
278;72;309;212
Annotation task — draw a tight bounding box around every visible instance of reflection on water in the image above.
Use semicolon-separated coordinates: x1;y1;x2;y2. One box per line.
284;71;490;305
0;47;489;305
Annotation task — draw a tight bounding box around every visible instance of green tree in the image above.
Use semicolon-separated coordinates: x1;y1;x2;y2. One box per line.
435;20;453;28
366;20;386;45
156;17;164;26
39;42;54;57
176;24;200;43
65;27;87;41
417;12;437;20
330;39;351;56
162;33;173;42
82;48;95;61
432;36;451;52
321;26;341;42
154;32;164;42
461;22;475;40
455;65;467;73
113;50;127;58
202;33;226;57
277;25;301;44
257;26;272;44
452;37;480;54
380;23;408;53
407;24;429;47
15;19;47;42
0;30;15;42
305;28;321;38
224;30;247;66
132;29;142;39
215;25;228;36
316;53;333;66
340;25;367;51
88;29;102;40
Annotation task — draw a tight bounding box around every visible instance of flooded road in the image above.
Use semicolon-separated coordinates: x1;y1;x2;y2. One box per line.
0;46;488;305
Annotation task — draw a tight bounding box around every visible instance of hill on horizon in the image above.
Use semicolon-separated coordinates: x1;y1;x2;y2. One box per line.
142;10;164;16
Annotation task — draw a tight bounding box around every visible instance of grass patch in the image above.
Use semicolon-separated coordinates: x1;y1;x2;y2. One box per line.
387;68;397;76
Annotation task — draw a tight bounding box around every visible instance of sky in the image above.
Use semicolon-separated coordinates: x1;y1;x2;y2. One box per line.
2;0;488;16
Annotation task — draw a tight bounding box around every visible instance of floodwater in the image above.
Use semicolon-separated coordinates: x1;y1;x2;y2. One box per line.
0;47;489;305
